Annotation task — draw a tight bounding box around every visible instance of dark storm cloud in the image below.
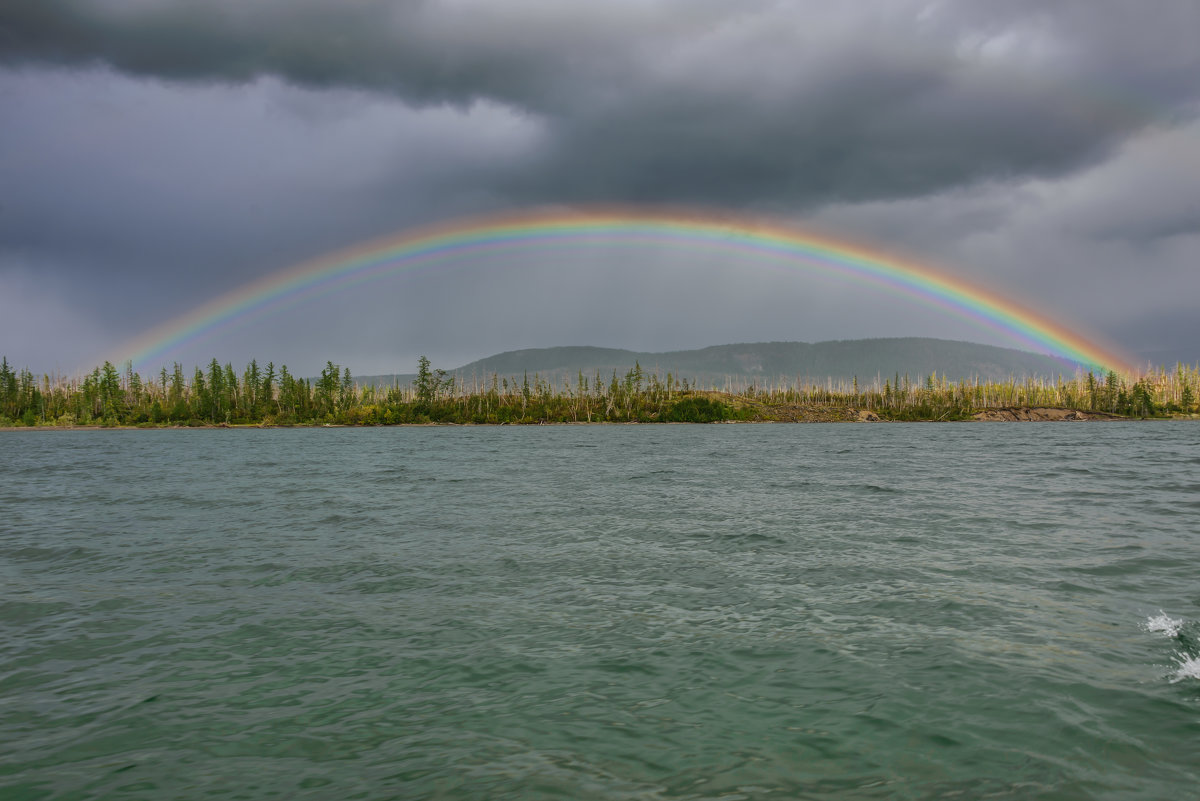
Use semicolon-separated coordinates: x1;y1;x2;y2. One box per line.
0;0;618;107
3;1;1199;208
0;68;539;297
3;1;1199;371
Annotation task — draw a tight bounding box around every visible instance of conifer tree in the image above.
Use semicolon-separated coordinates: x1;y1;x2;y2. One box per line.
415;356;435;409
261;362;276;415
100;361;122;421
0;357;16;418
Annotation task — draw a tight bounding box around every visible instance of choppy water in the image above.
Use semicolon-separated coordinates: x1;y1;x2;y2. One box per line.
2;423;1199;800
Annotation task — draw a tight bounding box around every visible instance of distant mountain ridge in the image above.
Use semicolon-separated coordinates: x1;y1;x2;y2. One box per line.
357;338;1088;389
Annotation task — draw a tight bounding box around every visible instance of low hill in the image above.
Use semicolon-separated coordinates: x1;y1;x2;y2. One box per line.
358;338;1088;389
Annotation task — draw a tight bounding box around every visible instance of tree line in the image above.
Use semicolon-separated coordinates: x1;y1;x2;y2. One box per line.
0;355;1196;427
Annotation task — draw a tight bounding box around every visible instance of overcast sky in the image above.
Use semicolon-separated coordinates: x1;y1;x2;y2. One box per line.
2;0;1198;376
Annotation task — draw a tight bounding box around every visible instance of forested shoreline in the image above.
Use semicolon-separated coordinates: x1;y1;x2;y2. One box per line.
1;355;1197;427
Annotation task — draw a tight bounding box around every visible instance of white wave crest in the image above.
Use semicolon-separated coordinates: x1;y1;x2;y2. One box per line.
1145;611;1183;638
1170;653;1200;683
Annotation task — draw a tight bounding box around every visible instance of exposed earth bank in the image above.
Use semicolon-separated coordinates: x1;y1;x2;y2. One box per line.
724;393;1130;422
970;406;1125;421
0;405;1149;429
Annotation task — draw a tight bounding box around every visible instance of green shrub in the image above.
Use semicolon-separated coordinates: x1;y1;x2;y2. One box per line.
665;397;727;423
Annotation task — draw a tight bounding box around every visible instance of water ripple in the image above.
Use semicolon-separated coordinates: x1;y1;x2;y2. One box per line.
2;423;1198;799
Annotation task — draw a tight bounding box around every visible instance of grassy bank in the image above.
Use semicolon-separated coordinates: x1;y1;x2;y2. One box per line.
2;356;1197;428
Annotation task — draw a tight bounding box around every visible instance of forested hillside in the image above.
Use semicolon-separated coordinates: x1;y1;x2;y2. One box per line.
356;338;1092;389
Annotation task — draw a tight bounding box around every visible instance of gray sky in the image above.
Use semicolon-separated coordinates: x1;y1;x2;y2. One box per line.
2;0;1198;375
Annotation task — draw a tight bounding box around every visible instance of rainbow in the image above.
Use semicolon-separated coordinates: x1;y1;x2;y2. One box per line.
115;207;1133;373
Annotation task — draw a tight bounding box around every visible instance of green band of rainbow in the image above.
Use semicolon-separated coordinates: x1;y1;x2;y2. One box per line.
116;207;1133;373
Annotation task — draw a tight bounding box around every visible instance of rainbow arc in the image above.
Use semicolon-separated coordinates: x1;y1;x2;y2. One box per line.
116;208;1133;374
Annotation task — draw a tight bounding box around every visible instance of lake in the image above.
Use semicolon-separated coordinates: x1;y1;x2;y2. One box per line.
2;423;1198;799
